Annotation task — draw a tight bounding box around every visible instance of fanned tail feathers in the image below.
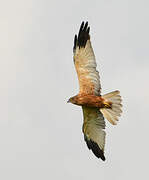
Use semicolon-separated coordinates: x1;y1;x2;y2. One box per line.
100;91;122;125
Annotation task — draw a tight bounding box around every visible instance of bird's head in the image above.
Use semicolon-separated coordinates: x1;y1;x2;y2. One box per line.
67;96;77;104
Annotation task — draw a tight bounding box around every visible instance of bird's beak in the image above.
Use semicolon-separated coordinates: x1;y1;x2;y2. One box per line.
67;100;70;103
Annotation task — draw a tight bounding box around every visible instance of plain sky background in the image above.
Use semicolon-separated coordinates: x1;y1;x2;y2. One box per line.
0;0;149;179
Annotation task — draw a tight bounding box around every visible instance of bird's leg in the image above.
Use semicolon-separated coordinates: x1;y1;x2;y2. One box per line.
103;101;112;108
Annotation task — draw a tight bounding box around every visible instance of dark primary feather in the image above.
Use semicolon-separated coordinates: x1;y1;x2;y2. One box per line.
73;21;90;52
84;135;106;161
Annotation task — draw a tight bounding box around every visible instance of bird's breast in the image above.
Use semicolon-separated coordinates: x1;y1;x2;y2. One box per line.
75;95;105;108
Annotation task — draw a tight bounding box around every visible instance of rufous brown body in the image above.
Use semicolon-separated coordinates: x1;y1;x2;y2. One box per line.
68;94;112;108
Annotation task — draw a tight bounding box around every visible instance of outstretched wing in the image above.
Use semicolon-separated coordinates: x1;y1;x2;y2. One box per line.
82;106;106;161
73;22;101;96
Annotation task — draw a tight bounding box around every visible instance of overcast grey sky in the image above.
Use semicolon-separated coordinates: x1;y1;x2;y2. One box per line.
0;0;149;179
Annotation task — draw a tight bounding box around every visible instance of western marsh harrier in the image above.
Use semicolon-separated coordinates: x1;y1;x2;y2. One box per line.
68;22;122;161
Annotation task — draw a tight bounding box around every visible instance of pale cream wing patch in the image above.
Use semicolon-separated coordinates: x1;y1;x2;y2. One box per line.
74;40;101;95
82;106;106;152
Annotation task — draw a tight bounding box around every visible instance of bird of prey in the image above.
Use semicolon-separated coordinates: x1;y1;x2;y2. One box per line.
68;22;122;161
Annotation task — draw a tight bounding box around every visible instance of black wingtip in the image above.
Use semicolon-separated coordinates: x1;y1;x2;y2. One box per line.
73;21;90;51
73;34;77;53
84;135;106;161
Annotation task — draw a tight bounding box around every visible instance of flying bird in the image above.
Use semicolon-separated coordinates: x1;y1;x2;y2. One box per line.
68;22;122;161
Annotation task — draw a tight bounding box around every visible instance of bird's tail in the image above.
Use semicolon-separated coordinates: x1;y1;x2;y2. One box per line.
100;90;122;125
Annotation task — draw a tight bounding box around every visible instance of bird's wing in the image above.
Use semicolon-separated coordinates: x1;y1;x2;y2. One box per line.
73;22;101;96
82;106;106;161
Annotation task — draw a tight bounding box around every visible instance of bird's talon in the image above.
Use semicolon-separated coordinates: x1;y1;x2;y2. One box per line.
104;102;112;108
